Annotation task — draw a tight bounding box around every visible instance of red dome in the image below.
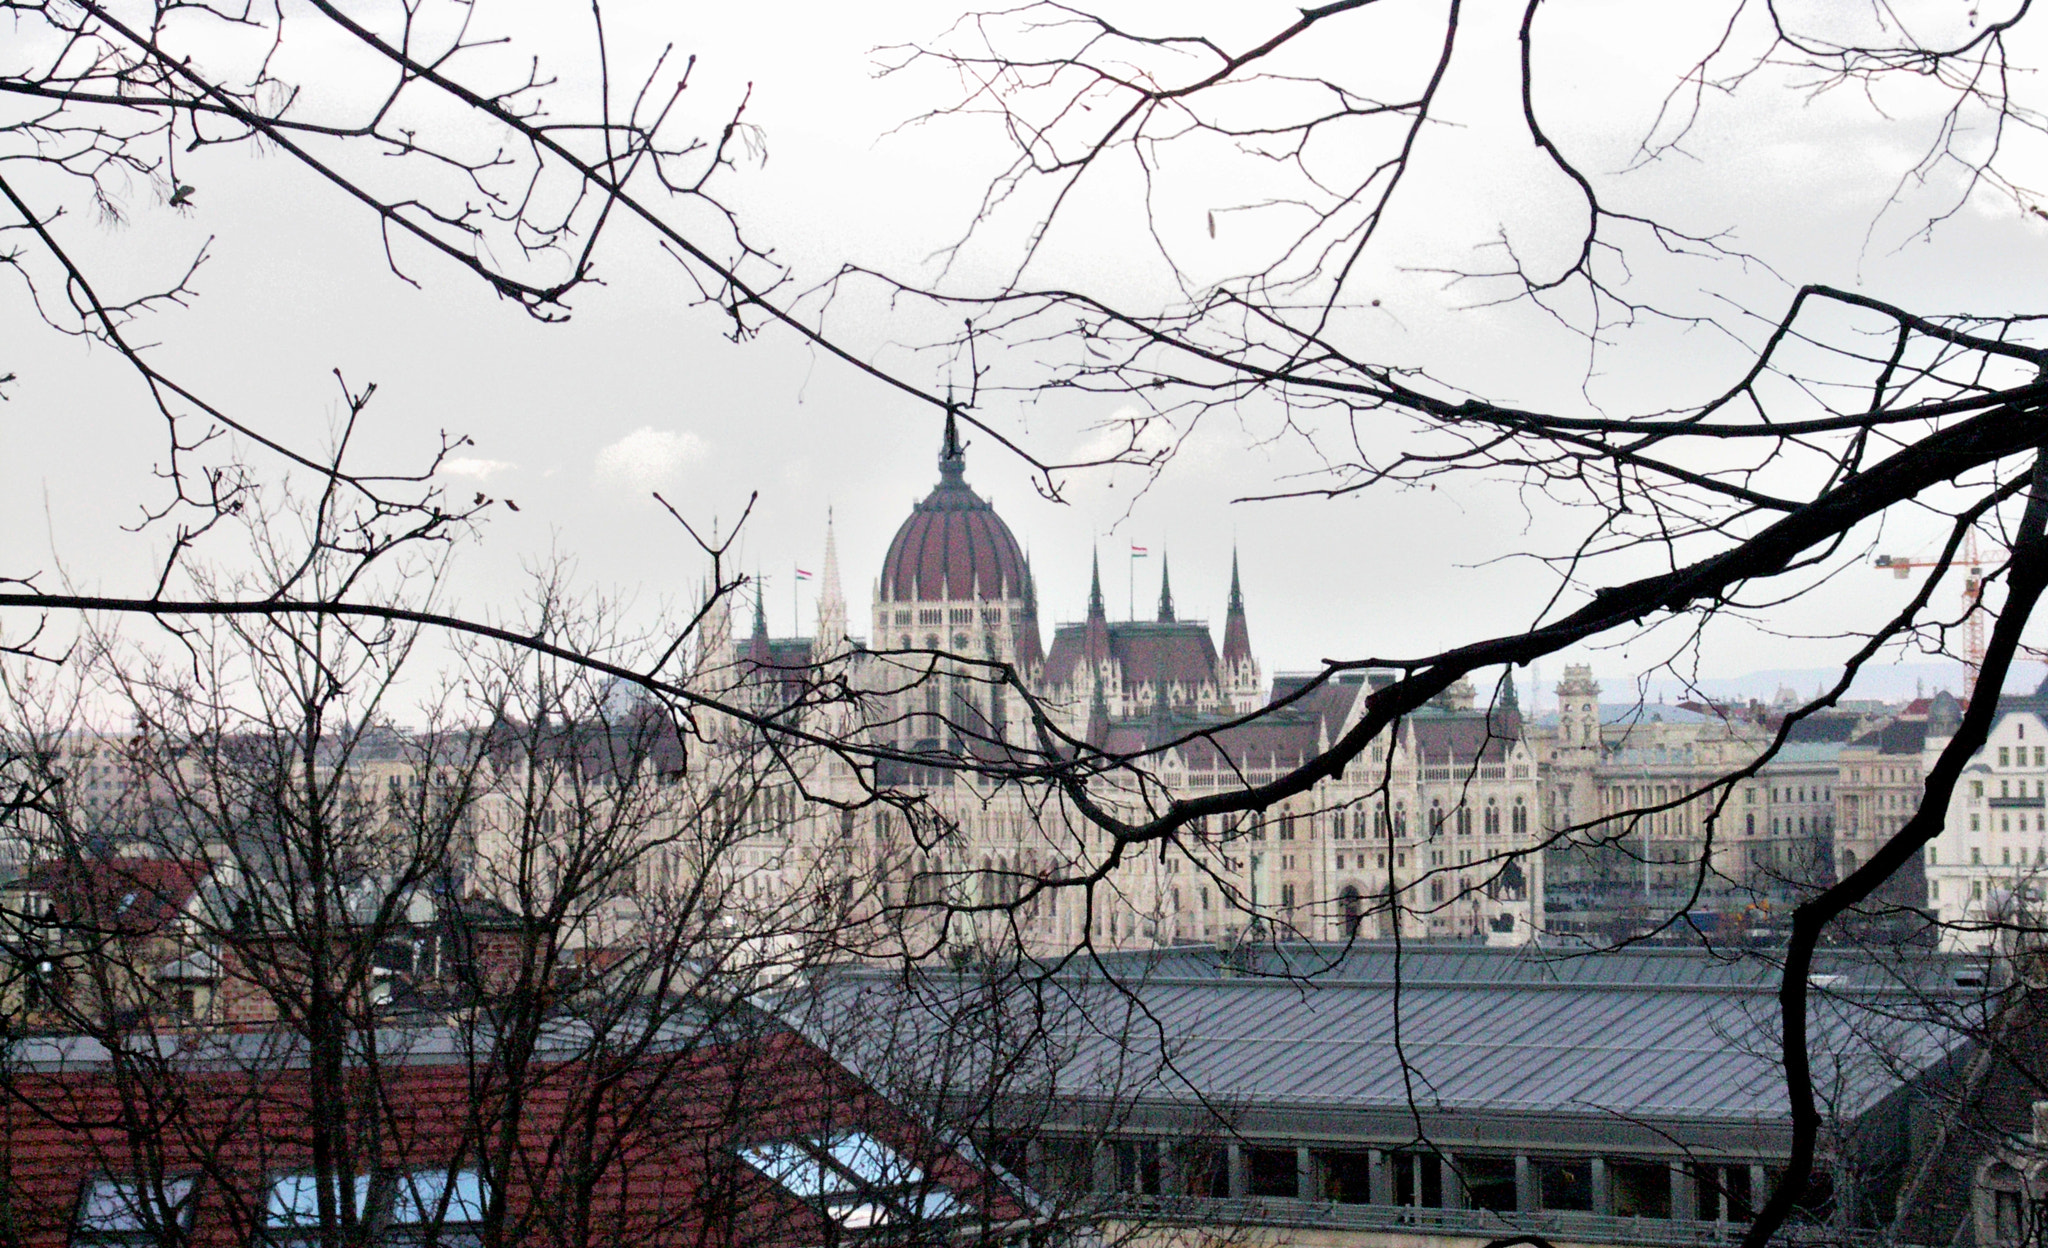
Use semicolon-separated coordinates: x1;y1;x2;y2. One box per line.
879;423;1029;603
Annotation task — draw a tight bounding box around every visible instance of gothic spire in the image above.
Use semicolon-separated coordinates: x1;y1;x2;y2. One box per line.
1083;545;1111;667
1086;670;1111;747
1156;551;1176;623
747;571;773;670
1014;550;1044;670
817;507;847;648
1222;545;1253;669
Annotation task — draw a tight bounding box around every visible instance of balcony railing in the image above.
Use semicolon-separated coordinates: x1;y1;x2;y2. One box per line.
1098;1194;1883;1248
1988;795;2044;809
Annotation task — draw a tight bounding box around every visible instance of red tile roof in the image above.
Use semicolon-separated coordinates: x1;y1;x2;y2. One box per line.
0;1025;1024;1248
15;858;211;937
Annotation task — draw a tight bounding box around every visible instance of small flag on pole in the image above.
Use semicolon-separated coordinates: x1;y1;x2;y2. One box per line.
795;568;813;581
1130;545;1148;557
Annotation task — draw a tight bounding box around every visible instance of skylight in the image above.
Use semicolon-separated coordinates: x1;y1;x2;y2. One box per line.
735;1132;973;1229
76;1176;197;1237
391;1169;488;1225
265;1172;374;1228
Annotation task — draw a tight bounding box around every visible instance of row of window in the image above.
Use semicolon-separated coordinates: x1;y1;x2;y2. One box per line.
1971;779;2048;800
1846;766;1916;783
1235;800;1533;844
76;1168;485;1246
888;608;1005;627
1040;1138;1793;1225
1930;877;2048;904
1932;844;2048;867
1966;812;2048;833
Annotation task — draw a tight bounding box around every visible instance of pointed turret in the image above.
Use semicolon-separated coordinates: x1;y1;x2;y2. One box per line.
1013;553;1044;671
1222;548;1252;666
817;508;848;651
748;575;772;667
1490;669;1523;738
1221;547;1260;711
1083;545;1114;704
1085;671;1112;748
1156;552;1176;623
695;570;736;692
1084;548;1112;648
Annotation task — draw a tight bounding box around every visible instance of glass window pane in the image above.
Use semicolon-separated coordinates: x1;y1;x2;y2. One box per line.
393;1170;487;1224
79;1177;196;1232
825;1133;920;1187
917;1189;969;1220
265;1173;372;1227
738;1143;852;1198
828;1201;891;1228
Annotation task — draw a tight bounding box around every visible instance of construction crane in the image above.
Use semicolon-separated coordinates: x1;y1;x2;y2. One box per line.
1874;532;1991;699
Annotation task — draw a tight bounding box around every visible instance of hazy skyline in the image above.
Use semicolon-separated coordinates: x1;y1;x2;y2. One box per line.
5;1;2043;701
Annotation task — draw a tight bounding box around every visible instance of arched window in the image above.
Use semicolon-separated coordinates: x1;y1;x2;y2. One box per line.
1511;798;1528;839
1429;801;1445;838
1393;803;1408;836
1339;885;1364;939
1454;806;1472;837
1483;799;1501;837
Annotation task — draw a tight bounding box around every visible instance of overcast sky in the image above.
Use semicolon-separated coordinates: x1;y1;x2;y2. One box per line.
6;0;2047;709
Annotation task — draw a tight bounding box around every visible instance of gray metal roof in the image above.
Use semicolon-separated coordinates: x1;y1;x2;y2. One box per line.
1079;941;1984;993
792;945;1984;1135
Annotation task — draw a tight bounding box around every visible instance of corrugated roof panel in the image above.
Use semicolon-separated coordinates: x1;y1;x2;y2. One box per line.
796;948;1976;1131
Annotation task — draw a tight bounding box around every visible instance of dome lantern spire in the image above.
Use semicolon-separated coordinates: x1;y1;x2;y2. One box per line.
939;405;966;485
877;402;1028;604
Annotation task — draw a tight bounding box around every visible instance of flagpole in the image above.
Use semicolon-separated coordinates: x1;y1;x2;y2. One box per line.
1129;551;1135;622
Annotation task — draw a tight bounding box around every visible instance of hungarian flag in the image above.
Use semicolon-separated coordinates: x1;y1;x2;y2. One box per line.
1130;545;1148;557
795;568;813;581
